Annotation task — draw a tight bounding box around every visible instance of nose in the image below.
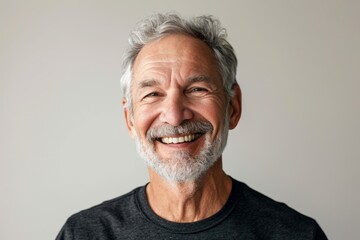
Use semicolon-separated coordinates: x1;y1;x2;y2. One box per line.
159;92;193;126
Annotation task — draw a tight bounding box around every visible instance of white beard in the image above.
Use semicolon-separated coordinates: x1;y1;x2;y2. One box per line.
132;119;229;182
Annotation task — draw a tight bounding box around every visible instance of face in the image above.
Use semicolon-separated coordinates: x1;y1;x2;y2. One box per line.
123;34;241;181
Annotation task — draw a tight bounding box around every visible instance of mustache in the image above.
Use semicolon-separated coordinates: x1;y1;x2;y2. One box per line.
146;120;213;142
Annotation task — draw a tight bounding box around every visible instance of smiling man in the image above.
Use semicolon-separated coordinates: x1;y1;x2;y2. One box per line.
56;13;327;239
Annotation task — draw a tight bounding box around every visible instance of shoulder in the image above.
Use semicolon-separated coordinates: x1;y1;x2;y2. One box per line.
231;179;327;239
56;186;144;239
71;186;140;220
242;182;312;221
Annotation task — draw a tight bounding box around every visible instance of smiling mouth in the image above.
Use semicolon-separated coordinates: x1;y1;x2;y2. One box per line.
158;133;202;144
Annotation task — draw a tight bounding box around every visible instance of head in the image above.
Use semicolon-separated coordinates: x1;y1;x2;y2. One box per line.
120;13;241;182
120;12;238;111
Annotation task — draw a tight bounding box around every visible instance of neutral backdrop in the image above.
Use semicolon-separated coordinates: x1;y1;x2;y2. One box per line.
1;0;359;239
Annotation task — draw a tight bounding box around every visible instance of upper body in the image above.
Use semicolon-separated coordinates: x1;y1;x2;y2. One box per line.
56;178;327;240
57;12;327;239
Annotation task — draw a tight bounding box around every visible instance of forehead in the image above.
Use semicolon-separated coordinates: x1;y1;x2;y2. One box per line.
132;34;219;81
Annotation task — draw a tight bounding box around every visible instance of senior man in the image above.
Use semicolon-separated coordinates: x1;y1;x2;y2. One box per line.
56;13;327;239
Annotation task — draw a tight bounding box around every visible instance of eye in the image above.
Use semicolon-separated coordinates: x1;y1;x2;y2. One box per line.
190;87;208;92
186;87;209;96
141;92;161;101
145;92;159;97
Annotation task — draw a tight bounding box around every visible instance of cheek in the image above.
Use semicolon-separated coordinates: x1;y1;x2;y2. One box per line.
196;97;227;118
198;99;228;131
133;105;160;135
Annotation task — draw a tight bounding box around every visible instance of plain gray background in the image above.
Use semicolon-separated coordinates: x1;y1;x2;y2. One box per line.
1;0;359;239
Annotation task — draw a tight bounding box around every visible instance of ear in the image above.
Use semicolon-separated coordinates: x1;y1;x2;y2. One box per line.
122;97;135;139
228;83;242;129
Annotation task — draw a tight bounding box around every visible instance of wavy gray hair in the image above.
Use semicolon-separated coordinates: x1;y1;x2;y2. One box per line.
120;13;238;110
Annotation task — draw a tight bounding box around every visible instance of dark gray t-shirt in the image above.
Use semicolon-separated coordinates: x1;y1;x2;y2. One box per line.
56;178;327;239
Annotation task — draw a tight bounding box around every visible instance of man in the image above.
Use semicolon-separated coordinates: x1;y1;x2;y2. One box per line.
56;13;327;239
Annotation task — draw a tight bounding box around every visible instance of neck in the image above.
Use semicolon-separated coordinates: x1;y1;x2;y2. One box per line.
146;158;232;222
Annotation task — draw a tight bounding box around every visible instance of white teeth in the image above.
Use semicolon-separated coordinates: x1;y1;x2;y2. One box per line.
160;134;199;144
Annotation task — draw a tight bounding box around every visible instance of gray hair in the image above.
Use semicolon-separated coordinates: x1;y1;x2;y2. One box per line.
120;12;238;110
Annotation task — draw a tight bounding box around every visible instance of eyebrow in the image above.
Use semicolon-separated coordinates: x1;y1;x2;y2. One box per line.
138;79;161;89
187;75;211;84
137;75;211;89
